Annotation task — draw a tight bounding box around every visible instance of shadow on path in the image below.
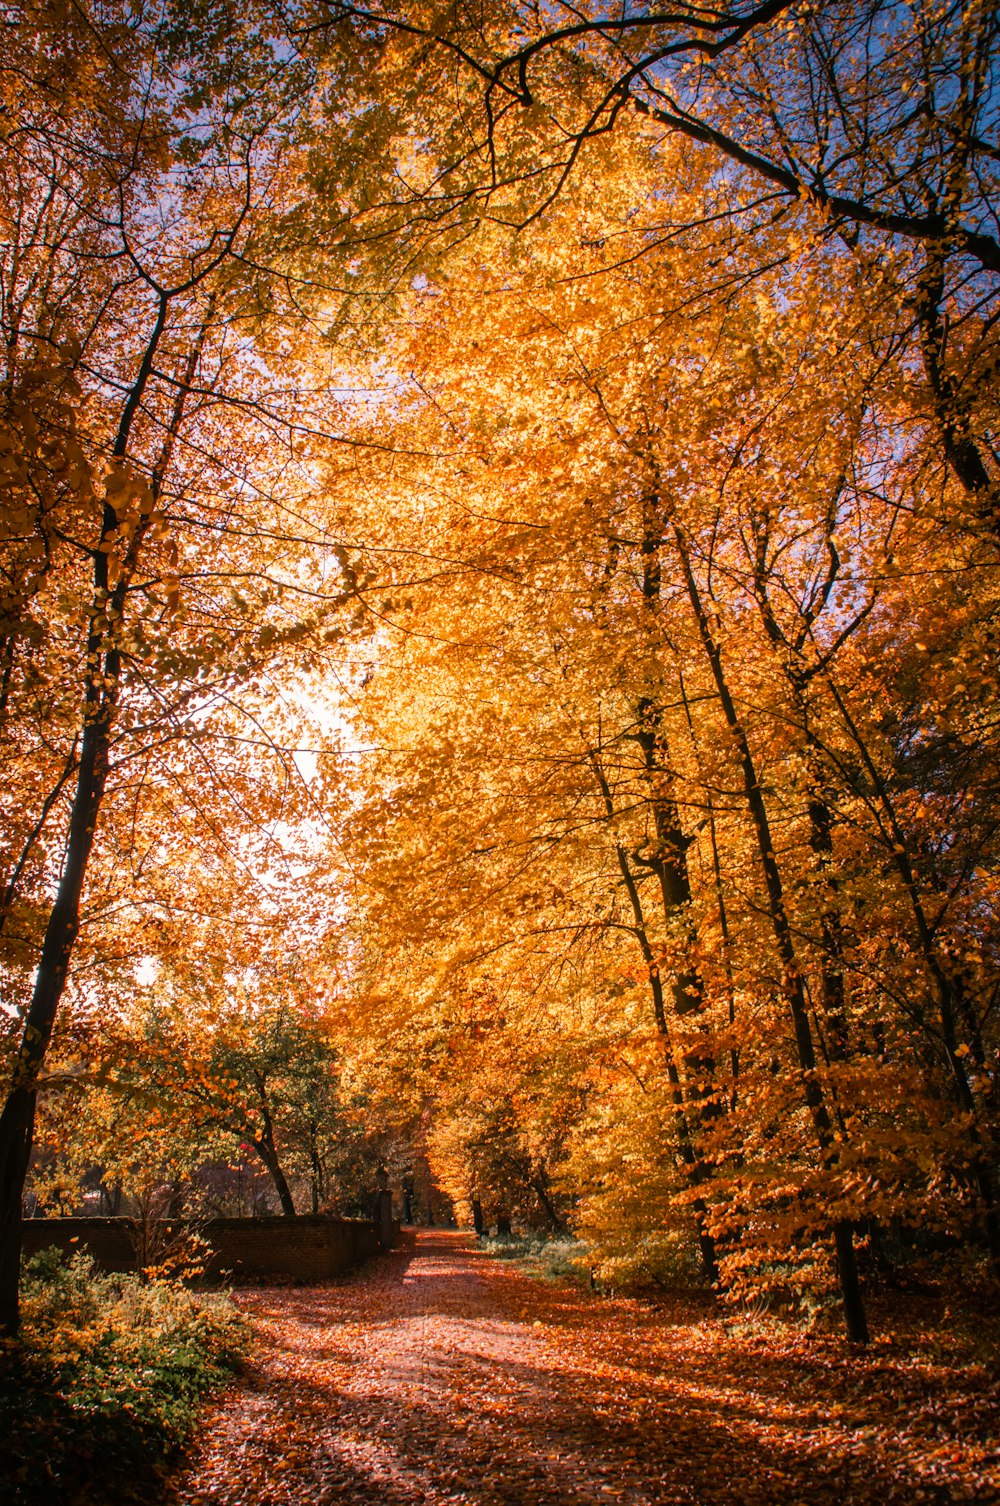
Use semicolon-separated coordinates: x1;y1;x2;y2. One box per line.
164;1229;993;1506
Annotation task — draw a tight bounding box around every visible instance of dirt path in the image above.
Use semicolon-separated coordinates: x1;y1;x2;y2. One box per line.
167;1230;996;1506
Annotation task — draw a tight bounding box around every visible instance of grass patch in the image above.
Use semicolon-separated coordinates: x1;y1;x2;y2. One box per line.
0;1247;251;1506
480;1229;708;1294
479;1233;591;1285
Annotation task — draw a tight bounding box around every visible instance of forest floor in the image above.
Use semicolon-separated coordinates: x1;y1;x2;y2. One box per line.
165;1230;998;1506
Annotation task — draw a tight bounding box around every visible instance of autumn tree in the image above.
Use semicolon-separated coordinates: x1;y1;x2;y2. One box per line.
2;0;996;1356
83;992;347;1218
311;118;999;1340
0;0;369;1330
293;0;998;550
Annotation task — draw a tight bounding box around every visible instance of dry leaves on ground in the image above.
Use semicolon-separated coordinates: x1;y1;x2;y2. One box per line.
165;1231;999;1506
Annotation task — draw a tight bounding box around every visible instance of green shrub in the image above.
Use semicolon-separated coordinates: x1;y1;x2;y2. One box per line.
480;1224;708;1293
0;1248;250;1506
480;1233;591;1285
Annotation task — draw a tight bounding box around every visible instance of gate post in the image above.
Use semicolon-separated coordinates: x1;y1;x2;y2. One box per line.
376;1165;394;1250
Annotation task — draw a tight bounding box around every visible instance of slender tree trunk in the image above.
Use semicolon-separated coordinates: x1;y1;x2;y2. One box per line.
678;672;740;1106
637;512;708;1028
788;676;853;1082
634;695;716;1087
823;673;1000;1273
917;251;998;525
0;304;206;1331
308;1114;323;1214
532;1174;565;1234
0;710;111;1333
806;771;850;1062
674;522;868;1343
746;497;854;1068
588;749;719;1285
249;1079;296;1217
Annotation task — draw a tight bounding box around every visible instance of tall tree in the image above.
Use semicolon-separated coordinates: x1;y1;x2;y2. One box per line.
314;125;999;1336
0;0;358;1329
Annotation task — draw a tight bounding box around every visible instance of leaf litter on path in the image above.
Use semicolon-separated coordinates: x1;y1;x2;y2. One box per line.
164;1230;999;1506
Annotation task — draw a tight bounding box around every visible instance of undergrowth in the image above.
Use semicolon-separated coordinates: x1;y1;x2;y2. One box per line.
479;1233;592;1285
0;1247;250;1506
480;1228;707;1294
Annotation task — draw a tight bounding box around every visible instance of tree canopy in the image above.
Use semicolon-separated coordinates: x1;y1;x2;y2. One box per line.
1;0;997;1344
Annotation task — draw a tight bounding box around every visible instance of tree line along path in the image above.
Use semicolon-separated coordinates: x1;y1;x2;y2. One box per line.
165;1232;997;1506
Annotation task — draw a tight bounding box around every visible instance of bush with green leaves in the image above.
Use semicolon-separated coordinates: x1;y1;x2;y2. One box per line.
480;1233;592;1286
0;1248;250;1506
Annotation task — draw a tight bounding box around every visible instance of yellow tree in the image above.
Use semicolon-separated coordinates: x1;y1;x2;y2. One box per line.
0;0;374;1329
312;114;998;1340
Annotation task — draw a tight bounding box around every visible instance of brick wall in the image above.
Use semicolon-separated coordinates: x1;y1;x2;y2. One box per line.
22;1217;135;1272
201;1215;383;1281
20;1214;385;1282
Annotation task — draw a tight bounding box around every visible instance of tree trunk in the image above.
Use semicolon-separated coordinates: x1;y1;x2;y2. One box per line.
587;748;719;1285
679;673;740;1107
0;708;112;1333
637;507;716;1085
917;252;997;524
0;1090;35;1334
252;1136;296;1217
0;307;206;1332
532;1176;565;1234
834;1219;869;1345
309;1130;322;1214
675;522;868;1343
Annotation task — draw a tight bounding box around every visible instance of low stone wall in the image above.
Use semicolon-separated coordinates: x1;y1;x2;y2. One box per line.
20;1214;386;1283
